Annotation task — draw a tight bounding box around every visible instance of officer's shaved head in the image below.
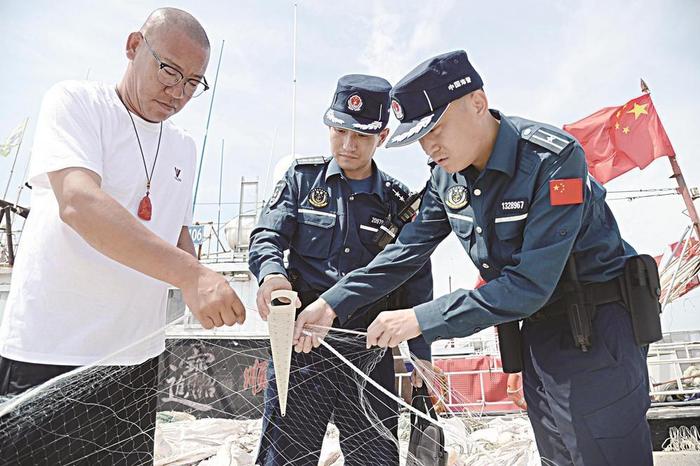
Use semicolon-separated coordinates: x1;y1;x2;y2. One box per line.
140;7;210;50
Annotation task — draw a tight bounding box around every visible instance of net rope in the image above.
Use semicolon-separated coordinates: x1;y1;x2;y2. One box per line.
0;303;540;465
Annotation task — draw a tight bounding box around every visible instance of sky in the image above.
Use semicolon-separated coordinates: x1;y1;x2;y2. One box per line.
1;0;699;330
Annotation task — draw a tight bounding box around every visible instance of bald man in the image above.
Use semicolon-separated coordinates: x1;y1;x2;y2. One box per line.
0;8;245;465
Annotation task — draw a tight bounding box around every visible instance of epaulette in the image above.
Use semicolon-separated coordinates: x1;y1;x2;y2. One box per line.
293;155;331;167
382;176;410;205
520;124;574;155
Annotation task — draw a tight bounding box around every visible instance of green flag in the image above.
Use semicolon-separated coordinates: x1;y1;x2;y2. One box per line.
0;122;26;157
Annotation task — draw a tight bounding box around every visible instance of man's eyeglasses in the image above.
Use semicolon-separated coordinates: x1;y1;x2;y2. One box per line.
141;33;209;98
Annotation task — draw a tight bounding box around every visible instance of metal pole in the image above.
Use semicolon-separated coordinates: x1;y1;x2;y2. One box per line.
217;139;224;253
193;40;225;213
2;118;29;199
668;156;700;240
3;207;14;266
262;127;278;199
640;81;700;240
291;3;298;157
662;222;695;310
660;225;691;271
237;176;245;250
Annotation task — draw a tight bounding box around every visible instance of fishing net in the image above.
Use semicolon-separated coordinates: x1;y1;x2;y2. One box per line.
662;426;700;452
0;306;539;466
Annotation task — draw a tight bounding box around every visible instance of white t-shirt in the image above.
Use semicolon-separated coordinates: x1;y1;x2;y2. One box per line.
0;81;196;365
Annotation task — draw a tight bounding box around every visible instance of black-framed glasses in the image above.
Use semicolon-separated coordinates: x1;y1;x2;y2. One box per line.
141;33;210;98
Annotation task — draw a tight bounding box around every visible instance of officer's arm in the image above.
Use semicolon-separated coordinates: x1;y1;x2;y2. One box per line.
404;260;434;360
248;171;298;283
322;176;451;324
414;144;589;343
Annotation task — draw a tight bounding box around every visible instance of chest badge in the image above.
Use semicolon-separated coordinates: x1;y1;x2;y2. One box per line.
308;187;330;208
445;185;469;210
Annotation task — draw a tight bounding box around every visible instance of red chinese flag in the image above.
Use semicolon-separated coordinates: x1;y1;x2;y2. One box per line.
563;93;675;184
549;178;583;206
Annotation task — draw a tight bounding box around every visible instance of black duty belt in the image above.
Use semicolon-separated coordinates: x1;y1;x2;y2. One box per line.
527;277;624;323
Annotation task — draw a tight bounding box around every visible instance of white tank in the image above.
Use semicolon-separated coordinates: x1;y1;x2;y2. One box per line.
224;216;257;249
270;154;296;191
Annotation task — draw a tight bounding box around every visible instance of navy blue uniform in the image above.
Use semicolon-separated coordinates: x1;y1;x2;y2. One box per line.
249;156;433;466
322;113;653;465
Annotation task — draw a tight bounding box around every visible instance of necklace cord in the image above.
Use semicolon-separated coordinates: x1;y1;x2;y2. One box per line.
115;87;163;194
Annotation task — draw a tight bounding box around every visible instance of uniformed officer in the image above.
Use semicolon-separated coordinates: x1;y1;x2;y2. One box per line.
248;74;434;466
295;52;653;466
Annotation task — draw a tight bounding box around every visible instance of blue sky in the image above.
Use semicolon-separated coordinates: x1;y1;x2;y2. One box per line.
1;0;699;329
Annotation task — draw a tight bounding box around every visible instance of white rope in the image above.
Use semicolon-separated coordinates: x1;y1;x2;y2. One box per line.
306;324;367;337
309;331;443;428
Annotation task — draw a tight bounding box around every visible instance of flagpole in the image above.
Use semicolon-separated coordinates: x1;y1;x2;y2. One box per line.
2;118;29;200
291;2;299;158
193;39;225;215
668;156;700;239
216;139;224;253
641;79;700;240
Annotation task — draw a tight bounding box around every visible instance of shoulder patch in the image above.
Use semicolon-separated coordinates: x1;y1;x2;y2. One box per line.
521;126;574;155
294;155;331;166
267;179;286;208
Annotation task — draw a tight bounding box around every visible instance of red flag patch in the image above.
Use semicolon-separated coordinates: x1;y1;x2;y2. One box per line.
549;178;583;206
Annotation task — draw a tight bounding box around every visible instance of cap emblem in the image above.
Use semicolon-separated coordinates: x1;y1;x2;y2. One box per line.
347;94;363;112
391;99;404;120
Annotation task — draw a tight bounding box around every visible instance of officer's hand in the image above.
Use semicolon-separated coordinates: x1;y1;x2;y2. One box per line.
256;274;300;321
293;298;337;353
181;265;246;329
506;373;527;410
367;309;421;349
409;358;433;388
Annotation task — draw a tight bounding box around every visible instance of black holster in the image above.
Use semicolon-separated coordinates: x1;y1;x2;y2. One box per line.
497;321;523;374
620;254;663;345
563;256;594;352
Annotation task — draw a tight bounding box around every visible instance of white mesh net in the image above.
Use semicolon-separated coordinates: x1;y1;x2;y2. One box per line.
0;308;540;466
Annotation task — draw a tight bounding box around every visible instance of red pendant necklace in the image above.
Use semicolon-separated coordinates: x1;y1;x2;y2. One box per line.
115;87;162;221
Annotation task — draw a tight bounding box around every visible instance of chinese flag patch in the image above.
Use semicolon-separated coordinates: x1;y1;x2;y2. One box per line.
549;178;583;206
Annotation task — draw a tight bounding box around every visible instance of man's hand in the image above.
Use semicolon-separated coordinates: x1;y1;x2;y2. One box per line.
366;309;421;349
507;373;527;410
257;274;300;321
293;298;337;353
409;358;433;388
181;266;246;329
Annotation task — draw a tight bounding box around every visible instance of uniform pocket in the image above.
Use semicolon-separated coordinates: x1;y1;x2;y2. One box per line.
446;212;474;238
494;220;524;241
583;381;652;465
293;209;337;259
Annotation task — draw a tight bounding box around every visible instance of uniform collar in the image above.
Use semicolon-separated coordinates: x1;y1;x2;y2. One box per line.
325;157;344;181
483;109;519;178
325;157;388;201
